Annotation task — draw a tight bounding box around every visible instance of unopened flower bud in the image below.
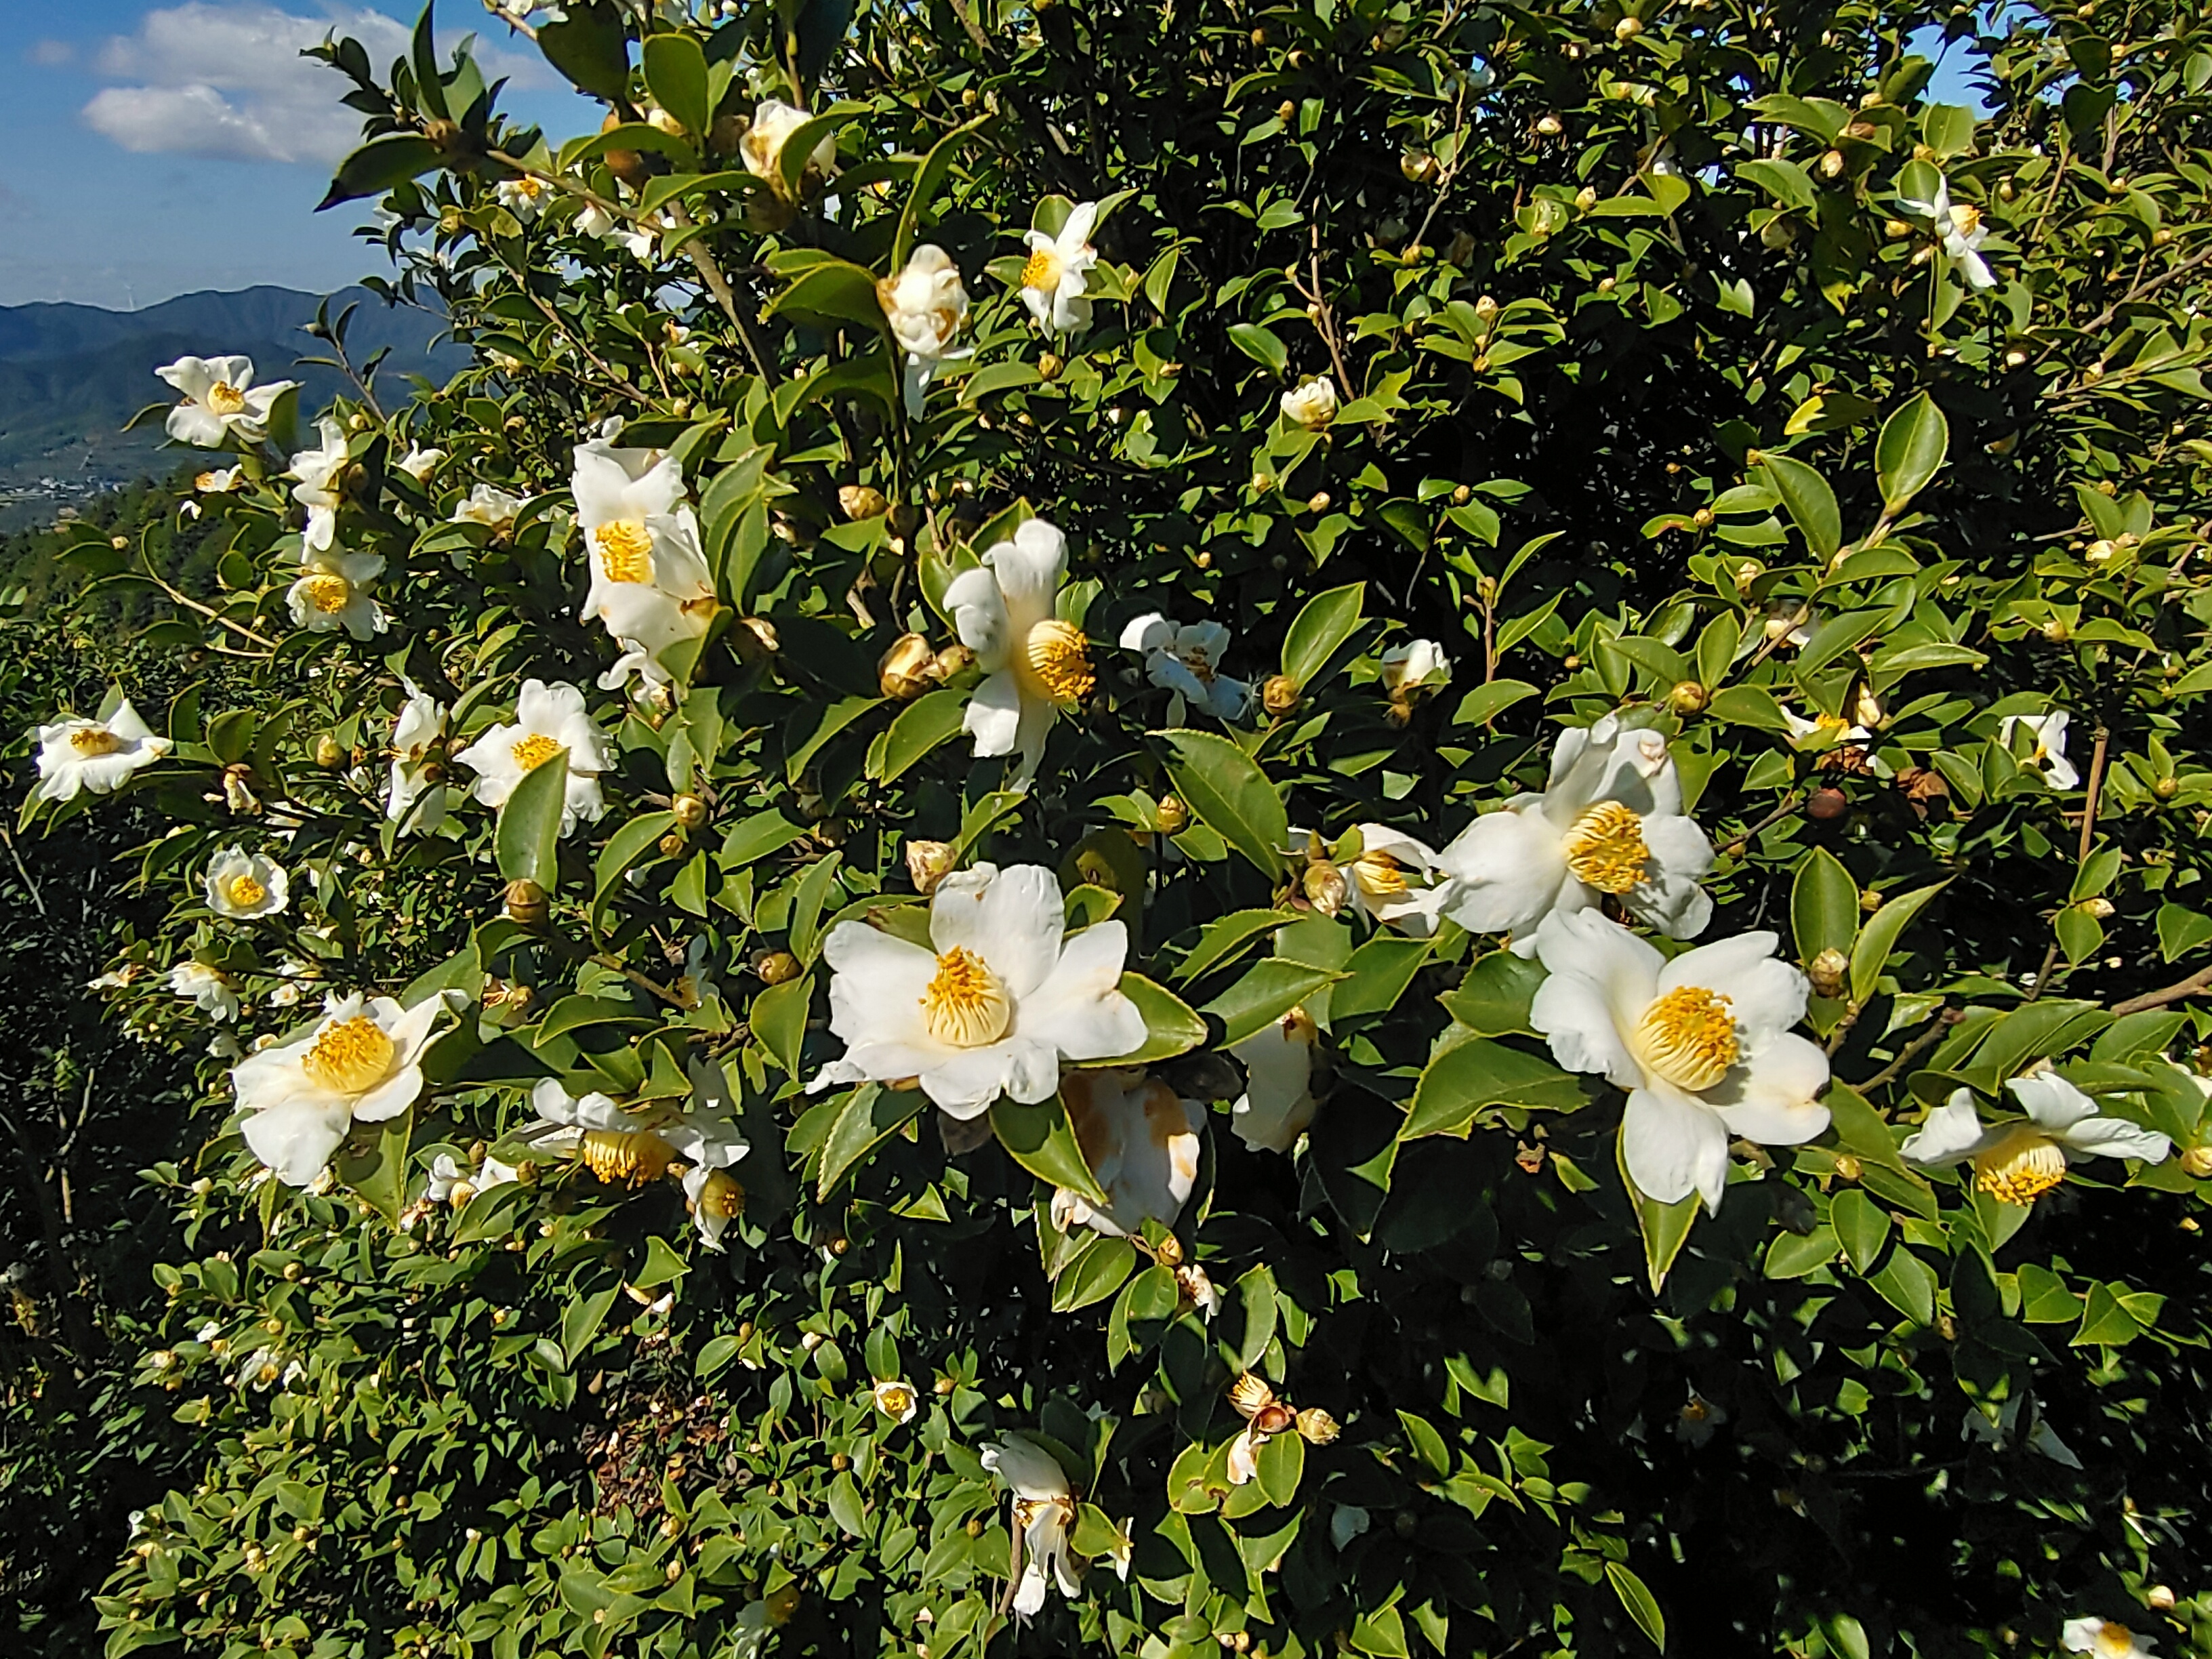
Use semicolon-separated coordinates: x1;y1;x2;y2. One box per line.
1296;1406;1340;1444
930;643;976;682
1263;674;1300;716
2154;776;2179;800
905;840;957;895
1614;14;1643;37
1668;680;1709;714
658;832;687;859
1399;148;1440;184
1155;795;1190;834
2147;1585;2177;1611
2081;897;2115;919
1807;787;1849;823
1807;947;1849;1001
314;734;344;768
1306;491;1332;514
1832;1153;1862;1183
838;485;888;520
1535;115;1563;136
1304;860;1349;916
1819;150;1846;178
2042;619;2070;643
2179;1145;2212;1179
504;878;548;928
739;615;781;655
672;794;708;830
879;632;938;700
1277;100;1298;123
1574;186;1597;211
1038;351;1064;382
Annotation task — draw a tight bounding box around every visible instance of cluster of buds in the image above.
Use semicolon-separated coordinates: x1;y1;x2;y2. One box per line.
879;633;978;700
1226;1372;1338;1485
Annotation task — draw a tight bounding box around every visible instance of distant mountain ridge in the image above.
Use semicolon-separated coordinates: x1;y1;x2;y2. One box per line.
0;285;464;527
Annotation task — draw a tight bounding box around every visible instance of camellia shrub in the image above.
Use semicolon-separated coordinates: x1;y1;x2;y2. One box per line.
35;0;2212;1654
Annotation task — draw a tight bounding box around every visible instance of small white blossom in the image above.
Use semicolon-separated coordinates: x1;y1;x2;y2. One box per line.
169;962;240;1023
1279;375;1339;430
1999;710;2080;790
1019;200;1100;336
156;354;296;446
31;699;171;803
1119;613;1246;719
877;244;970;416
204;848;290;921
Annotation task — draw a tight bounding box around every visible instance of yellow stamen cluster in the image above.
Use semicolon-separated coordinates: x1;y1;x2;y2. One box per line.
226;874;268;909
1350;851;1408;898
1021;247;1063;292
1562;801;1650;894
68;726;122;756
921;946;1012;1048
510;733;564;772
302;1015;396;1095
206;382;247;416
1951;203;1983;238
696;1168;745;1219
594;519;655;584
1637;986;1740;1091
1972;1126;2068;1206
1024;619;1094;705
577;1128;679;1187
300;573;353;614
874;1381;916;1418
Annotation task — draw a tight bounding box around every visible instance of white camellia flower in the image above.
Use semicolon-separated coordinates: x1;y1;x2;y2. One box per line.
31;699;171;803
394;445;445;483
1530;909;1831;1212
1119;613;1247;720
981;1437;1080;1616
204;848;290;920
288;549;388;640
945;518;1092;783
808;862;1147;1118
453;483;527;540
453;679;612;835
877;244;970;416
1437;713;1714;956
1379;638;1452;696
231;992;446;1185
1898;180;1997;291
495;173;552;222
387;680;449;834
1230;1007;1320;1152
870;1378;920;1425
1780;703;1872;747
2061;1618;2156;1658
288;415;348;552
169;962;240;1023
1999;710;2081;790
1900;1075;2171;1204
571;435;716;684
1019;200;1100;336
1280;374;1339;430
426;1151;518;1205
1290;825;1450;934
156;354;296;446
523;1077;749;1245
575;201;657;261
740;98;834;191
1050;1067;1203;1237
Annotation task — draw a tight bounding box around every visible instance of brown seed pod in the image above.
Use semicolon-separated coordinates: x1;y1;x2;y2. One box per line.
1806;787;1850;822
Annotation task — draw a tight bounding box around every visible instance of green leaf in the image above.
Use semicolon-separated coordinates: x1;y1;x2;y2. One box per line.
1438;951;1547;1037
1874;392;1950;516
1451;678;1538;727
1764;1224;1839;1279
1605;1561;1666;1653
1175;909;1296;982
1868;1248;1938;1326
752;975;813;1076
1227;323;1290;377
1790;846;1859;964
632;1234;691;1291
2156;901;2212;964
991;1093;1109;1208
536;7;632;101
332;1109;412;1227
1279;582;1365;690
318;136;442;209
1760;454;1842;560
871;691;967;784
1330;935;1433;1023
818;1086;926;1200
771;255;888;334
1050;1236;1137;1313
1828;1188;1891;1273
560;1284;619;1365
641;33;711;138
893;116;988;269
1105;975;1207;1066
1631;1184;1700;1294
493;750;569;893
1203;958;1343;1046
1849;880;1947;1005
1401;1036;1593;1140
1736;157;1818;213
2072;1282;2147;1347
1160;729;1288;878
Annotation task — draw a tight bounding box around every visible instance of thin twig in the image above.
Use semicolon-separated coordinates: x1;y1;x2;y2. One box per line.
1856;1012;1956;1092
0;825;45;916
1718;794;1803;858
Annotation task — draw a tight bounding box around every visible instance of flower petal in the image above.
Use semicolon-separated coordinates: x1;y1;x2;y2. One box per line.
1119;612;1174;653
929;863;1065;998
1658;932;1805;1039
945;566;1010;663
823;922;938;1047
985;518;1067;634
1436;807;1568;938
1018;923;1145;1061
2006;1069;2097;1132
242;1098;354;1187
1622;1084;1731;1213
1706;1032;1830;1145
2060;1115;2172;1164
1898;1090;1989;1167
962;669;1024;758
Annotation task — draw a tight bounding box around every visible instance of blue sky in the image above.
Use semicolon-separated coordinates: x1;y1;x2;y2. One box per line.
0;1;593;310
0;3;1993;314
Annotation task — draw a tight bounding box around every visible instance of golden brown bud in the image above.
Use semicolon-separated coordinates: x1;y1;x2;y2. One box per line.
1535;115;1563;137
879;632;938;700
1263;674;1300;716
739;615;781;655
2181;1145;2212;1179
1819;150;1846;179
1306;491;1332;515
1296;1406;1340;1444
1668;680;1709;714
1884;218;1913;239
753;950;802;987
1807;947;1850;1002
1832;1153;1862;1183
1277;100;1298;123
838;485;889;520
1303;859;1349;917
930;643;977;682
905;839;958;895
1399;149;1440;185
672;794;708;830
1614;14;1643;37
1038;352;1064;382
1155;795;1190;834
2148;1585;2177;1611
504;879;549;928
315;734;345;768
1574;186;1597;211
657;832;687;859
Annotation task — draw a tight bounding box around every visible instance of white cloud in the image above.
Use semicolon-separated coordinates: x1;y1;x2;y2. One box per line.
79;3;544;167
29;40;77;66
